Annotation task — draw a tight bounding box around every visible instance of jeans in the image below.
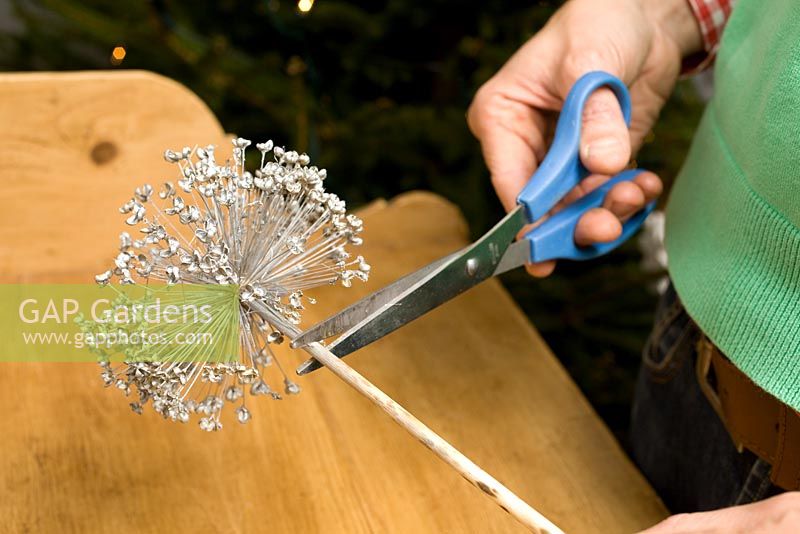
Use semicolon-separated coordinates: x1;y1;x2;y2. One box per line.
630;283;783;513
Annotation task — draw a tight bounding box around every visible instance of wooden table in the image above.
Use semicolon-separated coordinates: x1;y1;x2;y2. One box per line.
0;71;668;533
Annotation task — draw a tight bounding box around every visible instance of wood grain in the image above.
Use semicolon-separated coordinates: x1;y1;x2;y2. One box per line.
0;70;230;282
0;71;668;533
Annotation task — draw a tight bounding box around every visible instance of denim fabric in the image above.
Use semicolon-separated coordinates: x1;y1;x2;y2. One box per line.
630;283;783;513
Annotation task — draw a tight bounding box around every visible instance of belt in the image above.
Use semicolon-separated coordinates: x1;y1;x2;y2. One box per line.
696;336;800;490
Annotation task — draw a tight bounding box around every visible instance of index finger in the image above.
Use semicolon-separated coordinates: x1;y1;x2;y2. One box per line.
468;89;548;211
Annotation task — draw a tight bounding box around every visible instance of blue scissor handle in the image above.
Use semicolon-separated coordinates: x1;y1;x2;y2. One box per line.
517;71;632;222
526;168;656;262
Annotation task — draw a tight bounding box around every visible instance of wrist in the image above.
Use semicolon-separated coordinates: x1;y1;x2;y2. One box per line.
641;0;704;57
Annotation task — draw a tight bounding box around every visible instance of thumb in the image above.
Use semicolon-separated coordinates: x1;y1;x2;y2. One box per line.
558;63;632;176
580;87;632;175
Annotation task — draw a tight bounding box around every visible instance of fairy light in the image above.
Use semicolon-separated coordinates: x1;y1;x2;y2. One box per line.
298;0;314;13
110;46;126;66
91;138;369;431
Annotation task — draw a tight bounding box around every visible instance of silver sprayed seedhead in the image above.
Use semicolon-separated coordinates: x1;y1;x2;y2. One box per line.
91;138;369;431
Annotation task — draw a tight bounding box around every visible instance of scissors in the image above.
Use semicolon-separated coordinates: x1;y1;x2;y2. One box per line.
292;71;656;375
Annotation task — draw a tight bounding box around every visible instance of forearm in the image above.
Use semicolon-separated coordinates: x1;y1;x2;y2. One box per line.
642;0;705;57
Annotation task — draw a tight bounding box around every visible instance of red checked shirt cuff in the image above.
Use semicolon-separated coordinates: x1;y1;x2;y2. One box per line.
681;0;736;76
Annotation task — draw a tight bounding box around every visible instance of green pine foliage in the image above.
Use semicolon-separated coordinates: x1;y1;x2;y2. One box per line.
0;0;704;440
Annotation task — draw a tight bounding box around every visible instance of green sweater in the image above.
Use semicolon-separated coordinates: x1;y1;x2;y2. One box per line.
666;0;800;410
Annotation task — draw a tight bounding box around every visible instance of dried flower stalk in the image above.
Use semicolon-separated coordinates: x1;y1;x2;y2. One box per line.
90;138;561;532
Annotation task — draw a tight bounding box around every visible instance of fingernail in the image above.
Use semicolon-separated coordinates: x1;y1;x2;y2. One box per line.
585;138;620;160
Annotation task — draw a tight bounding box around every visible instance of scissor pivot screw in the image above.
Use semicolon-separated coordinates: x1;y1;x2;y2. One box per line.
465;258;479;277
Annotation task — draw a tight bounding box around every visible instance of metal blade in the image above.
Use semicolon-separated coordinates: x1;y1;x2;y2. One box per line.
296;207;526;375
492;239;531;276
291;252;460;348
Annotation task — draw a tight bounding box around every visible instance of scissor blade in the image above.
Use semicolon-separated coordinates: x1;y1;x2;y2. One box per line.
291;252;460;348
296;207;526;375
492;239;531;276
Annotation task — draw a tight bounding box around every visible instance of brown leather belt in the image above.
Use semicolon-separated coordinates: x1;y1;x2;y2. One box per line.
696;336;800;490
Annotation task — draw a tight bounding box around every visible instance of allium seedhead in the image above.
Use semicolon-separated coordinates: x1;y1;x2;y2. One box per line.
93;139;369;431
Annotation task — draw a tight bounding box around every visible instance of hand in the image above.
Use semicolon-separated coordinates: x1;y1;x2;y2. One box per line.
641;492;800;533
467;0;702;276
